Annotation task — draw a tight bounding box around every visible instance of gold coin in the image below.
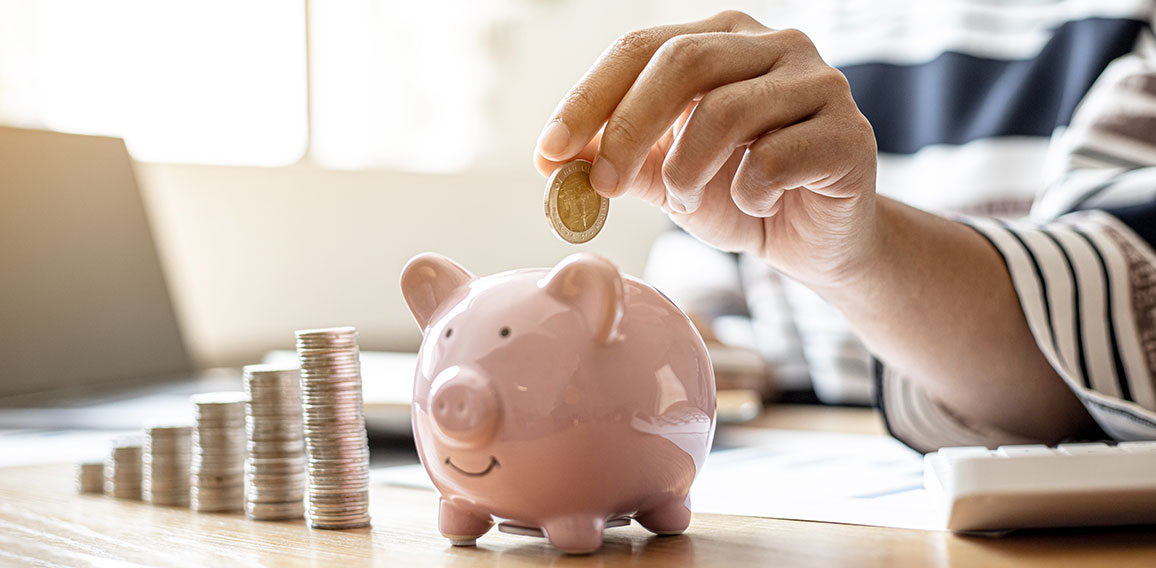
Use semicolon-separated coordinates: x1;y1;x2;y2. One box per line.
544;159;609;244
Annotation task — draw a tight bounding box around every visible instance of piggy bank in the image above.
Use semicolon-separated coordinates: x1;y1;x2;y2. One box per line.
400;252;716;554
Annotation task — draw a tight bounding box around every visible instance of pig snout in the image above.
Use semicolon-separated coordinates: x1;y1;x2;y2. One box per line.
430;368;500;446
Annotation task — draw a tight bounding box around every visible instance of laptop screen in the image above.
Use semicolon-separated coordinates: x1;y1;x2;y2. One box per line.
0;127;192;397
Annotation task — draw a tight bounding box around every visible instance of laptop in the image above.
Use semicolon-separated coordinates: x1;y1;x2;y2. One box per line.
0;126;192;385
0;126;216;426
0;126;414;433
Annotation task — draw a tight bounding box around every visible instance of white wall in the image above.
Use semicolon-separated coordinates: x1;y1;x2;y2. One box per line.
136;162;672;368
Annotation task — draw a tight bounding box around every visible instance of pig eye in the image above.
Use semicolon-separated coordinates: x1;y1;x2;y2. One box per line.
499;327;511;338
445;328;453;339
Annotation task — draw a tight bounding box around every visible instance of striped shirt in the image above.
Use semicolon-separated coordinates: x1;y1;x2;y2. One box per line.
643;0;1156;451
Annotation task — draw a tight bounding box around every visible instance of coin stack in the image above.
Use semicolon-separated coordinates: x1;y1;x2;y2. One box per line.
296;327;371;529
191;392;247;512
105;439;143;499
244;364;306;521
78;461;104;494
143;422;192;506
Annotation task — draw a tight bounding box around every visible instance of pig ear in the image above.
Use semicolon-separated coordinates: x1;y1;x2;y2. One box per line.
400;253;474;334
540;253;624;345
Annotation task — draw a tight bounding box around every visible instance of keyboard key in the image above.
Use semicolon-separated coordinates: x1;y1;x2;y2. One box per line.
1056;442;1113;455
995;444;1052;457
937;446;991;460
1118;440;1156;453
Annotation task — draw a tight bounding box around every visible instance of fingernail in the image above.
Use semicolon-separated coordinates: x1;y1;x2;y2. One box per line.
537;121;570;159
681;191;700;214
590;158;618;195
667;191;687;213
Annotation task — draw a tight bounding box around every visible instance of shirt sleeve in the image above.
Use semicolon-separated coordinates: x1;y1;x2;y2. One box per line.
878;207;1156;453
879;16;1156;453
1033;26;1156;220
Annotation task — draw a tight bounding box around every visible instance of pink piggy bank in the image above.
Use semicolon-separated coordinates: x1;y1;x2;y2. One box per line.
400;252;716;554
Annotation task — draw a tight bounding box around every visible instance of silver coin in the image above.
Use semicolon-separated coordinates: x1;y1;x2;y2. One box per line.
293;326;372;530
244;361;307;515
247;500;305;521
78;462;105;494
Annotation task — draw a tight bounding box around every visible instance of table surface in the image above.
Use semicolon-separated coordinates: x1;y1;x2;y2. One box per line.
3;406;1155;567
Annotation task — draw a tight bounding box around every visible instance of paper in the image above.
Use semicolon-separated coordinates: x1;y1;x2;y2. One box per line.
372;428;944;531
691;428;941;530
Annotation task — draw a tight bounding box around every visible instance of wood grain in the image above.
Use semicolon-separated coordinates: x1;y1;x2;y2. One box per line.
2;406;1154;567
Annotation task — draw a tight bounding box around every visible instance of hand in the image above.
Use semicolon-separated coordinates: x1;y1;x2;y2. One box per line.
533;10;878;288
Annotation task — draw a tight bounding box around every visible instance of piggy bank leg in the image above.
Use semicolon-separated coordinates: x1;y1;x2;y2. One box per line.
635;494;692;536
543;515;605;554
439;498;493;546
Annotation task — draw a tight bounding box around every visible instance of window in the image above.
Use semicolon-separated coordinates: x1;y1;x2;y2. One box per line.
308;0;496;172
0;0;307;166
0;0;738;171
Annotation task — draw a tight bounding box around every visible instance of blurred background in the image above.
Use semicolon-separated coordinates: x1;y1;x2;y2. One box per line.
0;0;806;369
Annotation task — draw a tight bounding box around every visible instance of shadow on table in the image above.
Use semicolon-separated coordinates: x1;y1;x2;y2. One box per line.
447;532;698;567
943;525;1156;565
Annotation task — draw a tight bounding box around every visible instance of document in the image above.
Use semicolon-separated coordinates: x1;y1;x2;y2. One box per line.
691;428;939;530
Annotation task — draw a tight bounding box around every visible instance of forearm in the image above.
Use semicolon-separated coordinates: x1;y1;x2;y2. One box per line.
813;197;1093;441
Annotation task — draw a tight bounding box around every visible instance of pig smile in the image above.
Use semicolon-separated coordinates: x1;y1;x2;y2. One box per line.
445;456;500;477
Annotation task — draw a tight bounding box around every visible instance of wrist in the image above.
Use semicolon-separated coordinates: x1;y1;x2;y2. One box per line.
758;192;892;296
805;195;897;303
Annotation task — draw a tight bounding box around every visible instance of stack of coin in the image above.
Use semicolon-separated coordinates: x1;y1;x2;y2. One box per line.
296;327;371;529
243;364;306;521
78;461;104;494
191;392;247;512
105;439;143;499
143;422;192;506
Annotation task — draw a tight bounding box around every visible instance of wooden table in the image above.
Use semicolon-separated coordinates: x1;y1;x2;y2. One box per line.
2;406;1154;567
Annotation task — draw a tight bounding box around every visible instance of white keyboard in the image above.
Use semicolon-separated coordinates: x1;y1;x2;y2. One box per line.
924;442;1156;532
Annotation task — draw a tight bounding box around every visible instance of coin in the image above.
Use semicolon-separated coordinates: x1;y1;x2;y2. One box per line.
78;462;104;494
544;159;609;244
143;422;192;507
246;500;306;521
243;363;306;521
296;327;372;530
105;438;144;500
191;392;247;512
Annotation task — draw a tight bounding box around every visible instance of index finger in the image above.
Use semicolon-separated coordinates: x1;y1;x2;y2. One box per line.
534;133;601;178
535;10;766;163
